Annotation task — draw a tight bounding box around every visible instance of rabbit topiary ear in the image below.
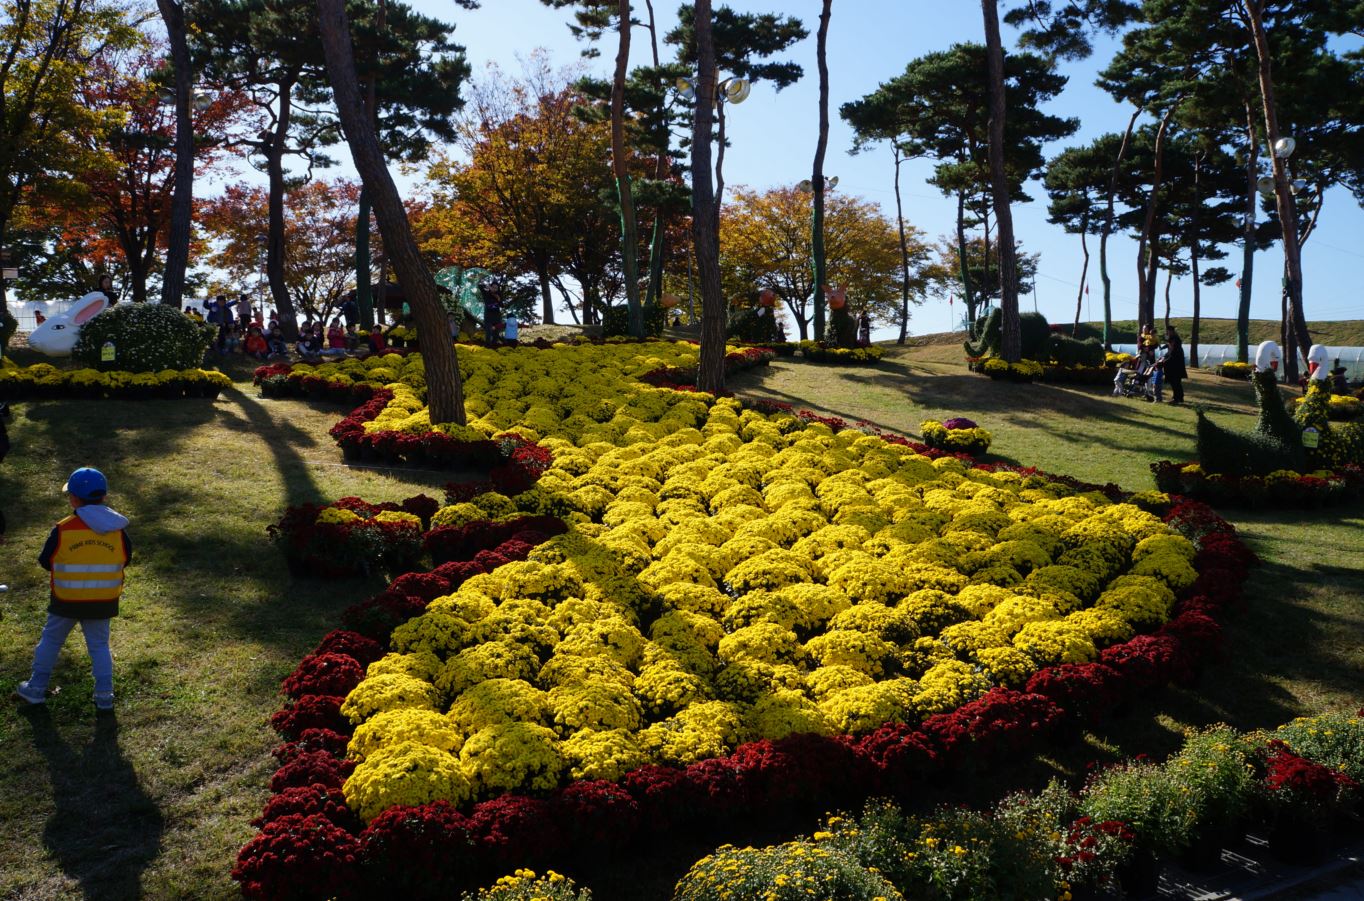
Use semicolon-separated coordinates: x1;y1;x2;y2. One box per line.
71;293;108;325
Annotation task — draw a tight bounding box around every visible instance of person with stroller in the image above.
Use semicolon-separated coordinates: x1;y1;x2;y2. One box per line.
1162;326;1187;404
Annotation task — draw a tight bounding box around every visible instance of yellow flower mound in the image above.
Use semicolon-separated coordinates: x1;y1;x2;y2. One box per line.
335;341;1200;820
345;740;473;822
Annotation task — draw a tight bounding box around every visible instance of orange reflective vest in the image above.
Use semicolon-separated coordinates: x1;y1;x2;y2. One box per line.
49;515;127;604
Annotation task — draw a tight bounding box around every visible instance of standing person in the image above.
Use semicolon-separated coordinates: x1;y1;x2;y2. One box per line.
480;281;503;349
15;468;131;711
1139;323;1157;353
209;296;231;354
97;274;119;304
1163;326;1188;405
339;291;359;328
857;311;871;345
237;295;253;331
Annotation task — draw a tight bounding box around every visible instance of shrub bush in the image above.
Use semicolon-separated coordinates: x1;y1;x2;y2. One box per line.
601;303;666;338
1046;333;1106;368
0;307;16;353
727;306;785;345
73;302;215;371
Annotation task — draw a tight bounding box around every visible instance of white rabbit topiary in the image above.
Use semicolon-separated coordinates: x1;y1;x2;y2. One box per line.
27;293;109;356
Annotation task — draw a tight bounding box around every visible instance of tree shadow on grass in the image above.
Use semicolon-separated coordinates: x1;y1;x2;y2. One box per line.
215;388;322;510
19;708;163;901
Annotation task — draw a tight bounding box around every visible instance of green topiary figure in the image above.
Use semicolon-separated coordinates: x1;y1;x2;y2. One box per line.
964;309;1050;360
727;306;784;344
1195;408;1301;476
1253;370;1299;446
964;308;1002;357
1046;333;1105;367
72;303;216;372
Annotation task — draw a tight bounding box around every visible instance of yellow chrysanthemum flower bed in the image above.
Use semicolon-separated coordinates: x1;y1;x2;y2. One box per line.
330;341;1197;821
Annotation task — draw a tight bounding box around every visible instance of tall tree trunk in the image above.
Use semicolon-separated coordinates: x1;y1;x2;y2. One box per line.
1189;150;1203;364
981;0;1019;361
691;0;725;394
156;0;193;308
1072;210;1089;336
893;146;911;345
1163;267;1172;328
1237;104;1257;363
611;0;643;338
1100;109;1140;349
813;0;850;346
642;0;669;311
354;0;384;332
356;188;374;328
1242;0;1309;366
537;263;554;329
1138;102;1179;332
316;0;464;424
267;78;300;339
956;190;975;331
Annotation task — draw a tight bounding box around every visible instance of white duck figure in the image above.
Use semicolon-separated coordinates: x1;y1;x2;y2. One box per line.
1306;344;1330;381
1254;340;1281;373
27;293;109;356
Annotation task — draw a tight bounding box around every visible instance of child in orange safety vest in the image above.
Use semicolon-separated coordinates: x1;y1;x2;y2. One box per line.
14;467;131;711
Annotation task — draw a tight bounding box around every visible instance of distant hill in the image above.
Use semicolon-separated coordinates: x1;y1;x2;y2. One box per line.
908;318;1364;348
1076;318;1364;348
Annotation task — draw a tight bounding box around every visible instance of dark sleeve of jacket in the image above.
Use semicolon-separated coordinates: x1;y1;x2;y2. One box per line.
37;526;58;570
122;530;132;565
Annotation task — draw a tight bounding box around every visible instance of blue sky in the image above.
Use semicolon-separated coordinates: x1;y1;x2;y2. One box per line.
264;0;1364;335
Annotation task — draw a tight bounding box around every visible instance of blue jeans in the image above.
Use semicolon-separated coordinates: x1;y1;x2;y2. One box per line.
28;613;113;695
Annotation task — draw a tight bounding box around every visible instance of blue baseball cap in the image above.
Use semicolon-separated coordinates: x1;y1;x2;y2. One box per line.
63;467;108;501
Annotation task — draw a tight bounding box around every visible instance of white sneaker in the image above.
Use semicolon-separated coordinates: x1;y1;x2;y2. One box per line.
14;681;45;704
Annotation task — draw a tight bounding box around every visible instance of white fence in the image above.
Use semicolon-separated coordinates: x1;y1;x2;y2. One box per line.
1113;342;1364;382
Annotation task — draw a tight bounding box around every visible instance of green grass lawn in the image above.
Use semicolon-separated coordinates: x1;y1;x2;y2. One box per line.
0;346;1360;899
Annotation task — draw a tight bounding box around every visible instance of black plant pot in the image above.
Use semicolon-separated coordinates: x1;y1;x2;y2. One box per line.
1115;851;1161;898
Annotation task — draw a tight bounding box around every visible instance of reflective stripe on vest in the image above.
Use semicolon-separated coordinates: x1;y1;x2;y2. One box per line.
50;515;125;603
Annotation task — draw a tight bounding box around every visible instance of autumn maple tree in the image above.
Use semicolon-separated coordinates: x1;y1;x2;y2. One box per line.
200;178;363;322
719;184;929;341
25;38;252;303
420;66;645;325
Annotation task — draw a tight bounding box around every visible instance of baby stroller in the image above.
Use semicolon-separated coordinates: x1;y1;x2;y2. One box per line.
1113;356;1159;401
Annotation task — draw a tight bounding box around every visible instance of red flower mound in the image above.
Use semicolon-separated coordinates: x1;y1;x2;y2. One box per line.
271;694;349;741
254;785;361;831
1263;741;1360;800
340;590;429;642
270;750;356;792
553;780;640;853
360;802;478;894
430;560;486;586
233;813;364;901
728;733;872;815
273;728;352;765
1025;663;1123;726
467;795;565;874
386;572;452;602
921;689;1063;760
281;653;366;700
313;630;384;667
